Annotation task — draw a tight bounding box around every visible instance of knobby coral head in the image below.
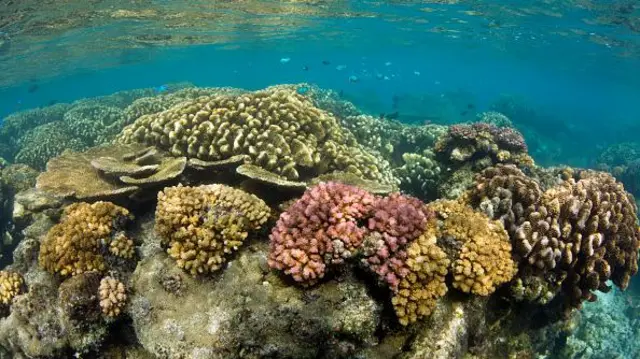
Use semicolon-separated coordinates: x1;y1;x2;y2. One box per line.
268;182;376;285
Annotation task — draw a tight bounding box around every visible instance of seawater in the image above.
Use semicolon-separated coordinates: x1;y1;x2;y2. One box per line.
0;1;639;358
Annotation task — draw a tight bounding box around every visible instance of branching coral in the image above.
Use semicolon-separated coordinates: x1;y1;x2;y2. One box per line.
98;276;127;317
155;184;270;276
0;271;24;305
467;164;640;310
39;202;134;277
118;87;395;184
427;200;517;296
268;182;376;284
15;122;87;170
435;122;532;169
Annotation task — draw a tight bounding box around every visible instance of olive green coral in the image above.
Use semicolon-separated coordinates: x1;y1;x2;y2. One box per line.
118;87;395;184
0;271;24;305
39;202;134;277
155;184;271;276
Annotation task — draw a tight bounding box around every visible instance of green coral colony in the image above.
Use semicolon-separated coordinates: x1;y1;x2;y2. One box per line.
0;83;637;358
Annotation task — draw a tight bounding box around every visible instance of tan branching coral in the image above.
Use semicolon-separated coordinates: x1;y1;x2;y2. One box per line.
118;88;395;184
392;228;449;326
39;202;134;277
0;271;24;305
98;276;127;317
428;200;517;296
155;184;271;276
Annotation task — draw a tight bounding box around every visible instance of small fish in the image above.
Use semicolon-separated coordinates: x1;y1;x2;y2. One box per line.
336;65;347;71
348;75;359;83
280;57;291;64
383;76;390;80
27;84;39;93
302;65;309;71
385;61;392;66
467;103;475;109
47;100;58;106
154;84;168;93
380;111;399;120
375;73;383;80
413;71;421;76
460;111;468;116
296;86;309;95
322;60;331;65
434;81;441;85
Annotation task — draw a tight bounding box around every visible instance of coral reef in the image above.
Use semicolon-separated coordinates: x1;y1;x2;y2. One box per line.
268;182;375;284
393;150;442;201
476;111;513;128
155;184;271;275
435;122;533;170
0;164;39;194
62;104;125;146
38;201;134;277
467;164;640;310
36;144;187;202
98;276;127;318
118;87;395;184
15;122;87;170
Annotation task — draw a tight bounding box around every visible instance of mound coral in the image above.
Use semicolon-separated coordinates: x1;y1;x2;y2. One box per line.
467;164;640;309
435;122;532;169
118;87;395;184
155;184;271;276
393;151;442;201
98;276;127;318
15;122;87;170
268;182;376;284
39;202;134;277
0;271;24;306
428;200;517;296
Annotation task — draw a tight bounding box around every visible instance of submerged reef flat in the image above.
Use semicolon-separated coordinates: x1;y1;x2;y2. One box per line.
0;84;638;358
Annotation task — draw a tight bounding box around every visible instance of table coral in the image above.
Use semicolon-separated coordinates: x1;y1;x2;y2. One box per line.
118;87;395;184
0;271;24;305
155;184;271;276
98;276;127;317
38;201;134;277
268;182;376;284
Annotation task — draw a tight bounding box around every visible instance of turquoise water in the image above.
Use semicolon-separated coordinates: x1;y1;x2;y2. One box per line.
0;1;640;358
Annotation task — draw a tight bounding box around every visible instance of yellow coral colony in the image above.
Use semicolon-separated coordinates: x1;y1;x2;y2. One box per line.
393;228;450;326
430;200;517;296
39;202;134;277
98;276;127;317
155;184;271;276
0;271;24;305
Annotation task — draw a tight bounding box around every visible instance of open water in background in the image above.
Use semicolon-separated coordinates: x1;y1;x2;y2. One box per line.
0;1;639;167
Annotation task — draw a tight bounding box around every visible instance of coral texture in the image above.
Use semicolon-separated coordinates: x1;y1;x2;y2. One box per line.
435;122;532;169
118;87;394;184
38;202;134;277
0;271;24;305
98;276;127;317
467;164;640;309
268;182;376;284
155;184;271;276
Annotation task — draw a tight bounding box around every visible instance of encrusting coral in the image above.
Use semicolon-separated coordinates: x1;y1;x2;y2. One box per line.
155;184;271;276
98;276;127;318
467;164;640;310
0;271;24;306
118;87;395;185
38;202;134;277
